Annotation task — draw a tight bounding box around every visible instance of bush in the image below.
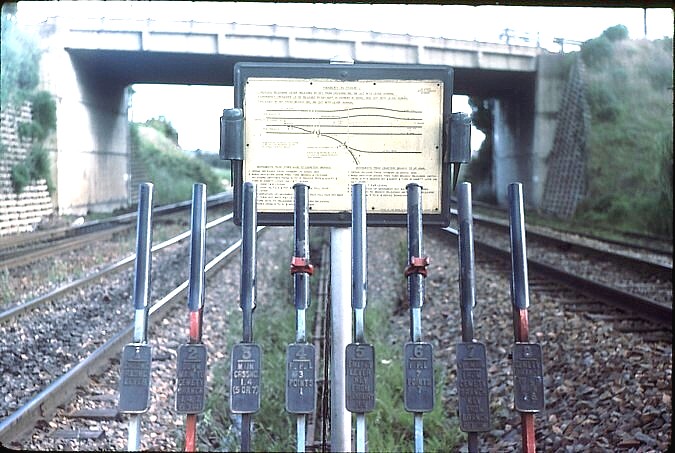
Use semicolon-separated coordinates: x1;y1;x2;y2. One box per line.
586;83;620;122
581;36;613;67
10;162;31;193
144;116;178;144
10;145;54;194
1;8;41;107
30;91;57;139
602;24;629;42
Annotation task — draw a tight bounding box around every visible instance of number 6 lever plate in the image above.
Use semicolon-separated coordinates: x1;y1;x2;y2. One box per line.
403;342;434;413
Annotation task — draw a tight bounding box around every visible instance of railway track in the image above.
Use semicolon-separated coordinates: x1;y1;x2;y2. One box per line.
461;199;673;258
447;208;672;329
0;192;233;269
0;205;244;444
0;205;671;450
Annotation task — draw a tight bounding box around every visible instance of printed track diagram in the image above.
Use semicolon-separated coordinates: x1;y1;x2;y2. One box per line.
264;106;426;165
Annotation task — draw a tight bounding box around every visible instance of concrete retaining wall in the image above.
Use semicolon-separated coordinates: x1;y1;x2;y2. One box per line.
0;103;55;236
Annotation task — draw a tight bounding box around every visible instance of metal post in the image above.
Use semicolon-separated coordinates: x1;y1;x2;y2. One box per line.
455;182;490;452
241;183;257;345
330;227;352;453
177;183;208;452
328;55;354;453
508;183;544;453
403;184;433;453
230;182;261;452
287;184;316;453
351;183;369;453
119;182;154;451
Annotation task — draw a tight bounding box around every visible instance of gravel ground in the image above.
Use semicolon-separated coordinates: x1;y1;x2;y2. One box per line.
5;225;673;451
466;222;672;306
0;216;240;421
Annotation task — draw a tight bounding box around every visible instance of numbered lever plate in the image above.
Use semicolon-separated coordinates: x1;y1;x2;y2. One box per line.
175;344;207;414
345;343;375;413
403;342;435;413
512;342;545;412
285;343;316;414
118;343;152;413
456;342;491;432
230;343;262;414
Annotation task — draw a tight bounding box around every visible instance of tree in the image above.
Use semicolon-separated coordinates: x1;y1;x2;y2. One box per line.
1;3;41;107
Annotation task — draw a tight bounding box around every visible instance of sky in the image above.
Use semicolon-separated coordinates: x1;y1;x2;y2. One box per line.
15;1;675;153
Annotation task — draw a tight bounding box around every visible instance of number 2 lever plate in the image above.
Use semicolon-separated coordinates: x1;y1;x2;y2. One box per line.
175;344;207;414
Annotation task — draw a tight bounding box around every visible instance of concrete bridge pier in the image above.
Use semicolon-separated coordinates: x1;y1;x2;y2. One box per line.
492;95;534;207
491;53;567;209
56;64;129;215
38;26;130;216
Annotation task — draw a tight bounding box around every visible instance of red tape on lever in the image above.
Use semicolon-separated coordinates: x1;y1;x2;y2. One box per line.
290;256;314;275
404;256;430;277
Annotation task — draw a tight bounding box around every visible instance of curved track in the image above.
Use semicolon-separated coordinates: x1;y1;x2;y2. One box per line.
0;215;256;443
445;208;672;330
0;202;671;449
0;192;233;269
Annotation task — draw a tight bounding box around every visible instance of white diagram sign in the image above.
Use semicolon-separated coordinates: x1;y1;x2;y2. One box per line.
242;77;444;215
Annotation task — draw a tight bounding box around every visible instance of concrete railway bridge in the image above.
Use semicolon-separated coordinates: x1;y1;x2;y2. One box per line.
32;16;569;215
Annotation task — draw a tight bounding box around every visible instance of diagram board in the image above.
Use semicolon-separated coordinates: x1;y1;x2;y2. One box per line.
232;63;453;226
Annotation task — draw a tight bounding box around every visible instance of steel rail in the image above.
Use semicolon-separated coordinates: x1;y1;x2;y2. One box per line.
0;225;131;268
0;191;233;265
449;200;673;257
448;208;672;280
443;227;672;328
0;225;265;444
306;243;330;450
0;213;233;324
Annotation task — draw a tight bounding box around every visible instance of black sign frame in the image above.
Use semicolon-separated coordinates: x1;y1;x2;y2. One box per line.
227;62;454;227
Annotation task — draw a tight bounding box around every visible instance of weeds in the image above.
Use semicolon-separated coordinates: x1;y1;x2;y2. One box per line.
199;232;462;451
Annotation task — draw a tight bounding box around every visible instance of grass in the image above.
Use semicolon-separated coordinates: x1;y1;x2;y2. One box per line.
131;122;226;206
197;231;301;451
576;37;673;237
361;257;463;453
0;268;12;306
197;233;463;451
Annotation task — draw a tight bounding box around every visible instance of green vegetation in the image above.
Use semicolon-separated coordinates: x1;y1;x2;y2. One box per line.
2;5;57;194
11;90;57;193
195;232;299;451
465;25;673;238
1;3;40;107
197;234;462;452
130;118;226;205
10;144;51;193
363;291;463;452
577;28;673;237
580;24;629;69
